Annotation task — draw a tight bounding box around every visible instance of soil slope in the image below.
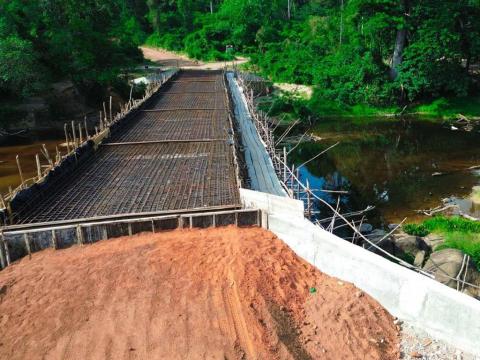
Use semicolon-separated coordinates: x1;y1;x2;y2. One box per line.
0;226;399;360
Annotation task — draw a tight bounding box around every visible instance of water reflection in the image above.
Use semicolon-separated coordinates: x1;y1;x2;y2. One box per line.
288;118;480;226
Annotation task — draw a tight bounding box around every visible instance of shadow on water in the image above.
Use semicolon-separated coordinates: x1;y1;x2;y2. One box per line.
287;117;480;227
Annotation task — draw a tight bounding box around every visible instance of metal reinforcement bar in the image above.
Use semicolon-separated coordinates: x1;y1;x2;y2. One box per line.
108;109;229;143
0;209;261;268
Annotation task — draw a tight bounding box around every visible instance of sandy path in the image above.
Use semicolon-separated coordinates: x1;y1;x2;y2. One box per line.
141;46;248;70
0;226;399;359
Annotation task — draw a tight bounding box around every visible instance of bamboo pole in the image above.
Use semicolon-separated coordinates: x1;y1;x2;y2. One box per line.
51;230;57;249
283;147;287;183
35;154;42;180
103;102;107;123
64;123;71;153
109;96;113;123
99;111;103;130
307;179;312;219
16;155;25;189
71;121;77;148
42;144;53;167
55;146;60;164
0;193;5;210
78;122;83;144
24;233;31;259
0;235;6;269
1;234;10;267
84;116;89;139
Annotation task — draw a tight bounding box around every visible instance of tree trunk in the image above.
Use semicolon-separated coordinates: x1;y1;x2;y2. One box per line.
390;0;409;80
389;28;407;79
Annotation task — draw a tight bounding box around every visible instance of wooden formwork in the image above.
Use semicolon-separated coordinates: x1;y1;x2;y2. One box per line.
0;209;262;269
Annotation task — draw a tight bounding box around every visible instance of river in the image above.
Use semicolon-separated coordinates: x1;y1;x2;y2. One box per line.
287;117;480;226
1;118;479;227
0;131;64;195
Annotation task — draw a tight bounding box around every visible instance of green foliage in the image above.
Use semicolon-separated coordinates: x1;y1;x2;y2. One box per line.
0;35;46;97
143;0;480;110
403;224;430;237
0;0;145;99
404;216;480;266
436;233;480;268
405;216;480;235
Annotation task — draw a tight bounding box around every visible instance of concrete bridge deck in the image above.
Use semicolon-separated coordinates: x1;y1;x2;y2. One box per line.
12;70;240;225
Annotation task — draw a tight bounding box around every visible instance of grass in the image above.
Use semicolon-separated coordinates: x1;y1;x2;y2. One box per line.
404;216;480;267
263;90;480;125
412;96;480;119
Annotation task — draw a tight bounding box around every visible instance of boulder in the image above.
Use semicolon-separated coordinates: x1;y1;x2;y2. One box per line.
363;229;395;254
423;249;480;297
423;233;444;251
392;233;430;257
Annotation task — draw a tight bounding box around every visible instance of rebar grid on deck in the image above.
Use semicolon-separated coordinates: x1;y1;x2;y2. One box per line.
12;70;240;225
15;142;239;224
147;92;228;110
165;80;224;93
108;109;229;143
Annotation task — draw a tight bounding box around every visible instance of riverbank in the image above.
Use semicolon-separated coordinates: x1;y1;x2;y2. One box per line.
266;87;480;124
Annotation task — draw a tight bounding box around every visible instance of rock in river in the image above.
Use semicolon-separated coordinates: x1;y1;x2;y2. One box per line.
423;249;480;298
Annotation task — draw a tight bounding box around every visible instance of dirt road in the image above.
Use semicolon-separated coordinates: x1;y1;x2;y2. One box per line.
0;226;399;359
141;46;248;70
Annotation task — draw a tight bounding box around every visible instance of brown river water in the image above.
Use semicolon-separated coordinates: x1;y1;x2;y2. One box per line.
0;133;64;195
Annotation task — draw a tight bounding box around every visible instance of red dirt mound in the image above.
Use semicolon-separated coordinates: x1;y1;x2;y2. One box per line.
0;226;399;359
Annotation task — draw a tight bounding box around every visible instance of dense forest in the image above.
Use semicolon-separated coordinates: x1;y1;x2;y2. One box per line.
0;0;148;100
1;0;480;110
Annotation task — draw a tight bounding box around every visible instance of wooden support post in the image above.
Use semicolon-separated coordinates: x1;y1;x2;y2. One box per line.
1;234;10;267
84;116;89;139
35;154;42;180
296;168;300;200
129;85;133;103
78;122;83;144
0;237;5;269
51;229;57;249
109;96;113;123
16;155;25;189
0;193;6;210
42;144;53;167
76;225;84;245
71;121;77;148
24;233;31;259
307;179;312;219
291;164;295;196
103;102;107;123
99;111;103;130
55;146;61;164
64;123;71;153
95;126;99;135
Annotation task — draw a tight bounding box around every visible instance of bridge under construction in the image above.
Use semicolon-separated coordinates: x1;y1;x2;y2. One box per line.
8;70;241;226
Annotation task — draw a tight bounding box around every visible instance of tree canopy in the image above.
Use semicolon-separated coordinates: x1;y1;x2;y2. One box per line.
0;0;147;98
1;0;479;107
145;0;480;106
